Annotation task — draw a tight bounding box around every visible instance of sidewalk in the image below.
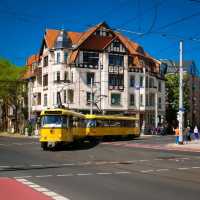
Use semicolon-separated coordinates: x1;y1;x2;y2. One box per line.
167;140;200;152
0;132;39;138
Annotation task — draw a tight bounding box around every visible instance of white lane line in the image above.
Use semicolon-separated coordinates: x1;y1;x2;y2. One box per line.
57;174;73;177
96;172;112;175
192;166;200;169
28;184;41;188
154;158;163;161
140;170;154;173
0;165;10;168
80;162;91;165
30;164;43;167
115;171;131;174
61;163;75;166
35;175;53;178
109;161;119;164
14;176;33;179
177;167;189;170
77;173;93;176
139;160;148;162
16;179;70;200
34;187;49;192
156;169;169;172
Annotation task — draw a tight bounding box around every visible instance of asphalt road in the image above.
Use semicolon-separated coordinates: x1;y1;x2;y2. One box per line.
0;135;200;200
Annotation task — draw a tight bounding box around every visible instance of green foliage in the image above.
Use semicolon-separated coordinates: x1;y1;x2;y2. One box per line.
165;73;189;125
0;58;27;132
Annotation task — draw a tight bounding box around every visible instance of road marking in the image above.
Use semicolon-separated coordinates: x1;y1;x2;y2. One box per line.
139;160;148;162
96;172;112;175
192;166;200;169
30;164;43;167
35;175;53;178
140;170;154;173
16;178;70;200
14;176;33;179
57;174;73;177
115;171;130;174
0;165;10;168
61;163;75;166
177;167;189;170
156;169;169;172
77;173;93;176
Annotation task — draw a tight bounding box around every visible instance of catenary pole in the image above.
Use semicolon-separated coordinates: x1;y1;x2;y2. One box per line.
90;77;93;115
179;40;184;144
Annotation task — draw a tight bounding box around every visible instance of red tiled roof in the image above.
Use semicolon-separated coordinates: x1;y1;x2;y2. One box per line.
27;54;39;66
81;35;113;51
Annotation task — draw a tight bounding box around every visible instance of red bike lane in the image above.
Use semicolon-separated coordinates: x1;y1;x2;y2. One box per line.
0;178;52;200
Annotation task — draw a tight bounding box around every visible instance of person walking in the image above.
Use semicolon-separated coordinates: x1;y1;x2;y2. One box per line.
183;127;190;144
194;126;199;141
175;127;180;144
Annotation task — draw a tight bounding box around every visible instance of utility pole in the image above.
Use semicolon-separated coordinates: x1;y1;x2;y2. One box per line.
179;40;184;144
90;77;93;115
155;87;158;132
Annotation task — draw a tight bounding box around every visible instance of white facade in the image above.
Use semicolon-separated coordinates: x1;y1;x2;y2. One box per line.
27;25;165;132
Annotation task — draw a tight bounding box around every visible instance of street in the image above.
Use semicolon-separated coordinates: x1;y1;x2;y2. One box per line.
0;135;200;200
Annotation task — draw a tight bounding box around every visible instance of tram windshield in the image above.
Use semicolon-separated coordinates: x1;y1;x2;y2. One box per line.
41;115;67;128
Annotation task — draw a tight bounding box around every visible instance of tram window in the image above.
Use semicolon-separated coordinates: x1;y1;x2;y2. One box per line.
109;120;121;127
86;120;96;128
62;117;68;128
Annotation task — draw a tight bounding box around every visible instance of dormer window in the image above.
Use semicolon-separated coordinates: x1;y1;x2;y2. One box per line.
43;56;48;67
94;28;111;37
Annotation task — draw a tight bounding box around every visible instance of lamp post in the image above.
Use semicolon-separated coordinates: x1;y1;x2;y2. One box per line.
179;40;184;144
135;85;141;134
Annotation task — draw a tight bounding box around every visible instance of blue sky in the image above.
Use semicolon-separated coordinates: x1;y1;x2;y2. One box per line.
0;0;200;67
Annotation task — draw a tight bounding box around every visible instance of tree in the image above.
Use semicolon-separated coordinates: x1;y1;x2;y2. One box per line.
0;58;27;133
165;73;189;128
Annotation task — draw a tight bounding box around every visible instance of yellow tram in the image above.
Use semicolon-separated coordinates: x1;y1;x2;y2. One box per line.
39;108;140;150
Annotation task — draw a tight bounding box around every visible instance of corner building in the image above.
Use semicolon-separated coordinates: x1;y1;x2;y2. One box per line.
24;22;165;133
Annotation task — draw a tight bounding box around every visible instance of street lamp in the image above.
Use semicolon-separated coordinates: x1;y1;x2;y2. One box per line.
135;85;141;133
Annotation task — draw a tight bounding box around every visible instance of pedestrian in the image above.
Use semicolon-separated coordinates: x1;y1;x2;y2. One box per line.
194;126;199;141
186;127;192;142
174;127;180;144
183;127;190;144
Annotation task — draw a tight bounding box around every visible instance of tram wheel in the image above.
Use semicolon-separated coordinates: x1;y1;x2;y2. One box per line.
41;142;48;151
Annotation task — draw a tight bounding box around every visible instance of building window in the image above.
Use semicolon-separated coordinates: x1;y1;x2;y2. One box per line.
130;94;135;106
149;78;154;88
68;89;74;103
158;97;162;109
43;56;48;67
44;94;47;106
109;74;123;86
113;41;120;48
87;72;95;85
86;92;94;104
57;71;60;82
57;92;60;105
130;75;135;87
146;77;149;88
43;74;48;86
64;52;68;63
109;54;124;66
140;76;143;87
140;94;143;106
158;81;162;92
83;52;99;66
128;56;133;66
37;93;41;105
64;71;68;81
111;93;121;105
56;52;60;64
63;90;66;103
149;93;155;106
